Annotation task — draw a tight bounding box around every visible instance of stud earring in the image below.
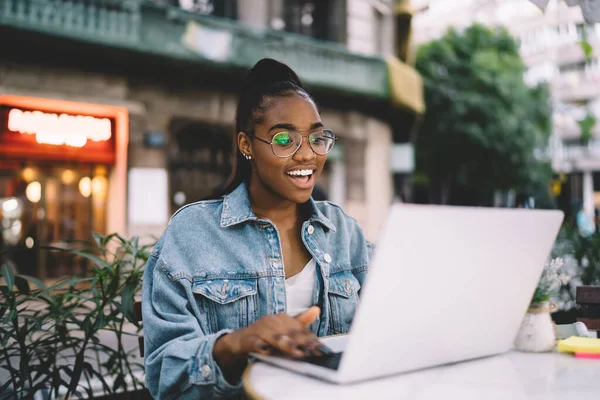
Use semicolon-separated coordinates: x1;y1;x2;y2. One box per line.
244;154;251;160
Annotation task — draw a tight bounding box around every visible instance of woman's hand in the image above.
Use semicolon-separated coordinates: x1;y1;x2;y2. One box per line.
213;306;322;382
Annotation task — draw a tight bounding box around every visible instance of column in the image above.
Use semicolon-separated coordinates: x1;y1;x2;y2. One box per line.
583;170;595;220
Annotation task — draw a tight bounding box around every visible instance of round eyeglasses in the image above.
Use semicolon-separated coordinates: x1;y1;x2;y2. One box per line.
248;129;337;158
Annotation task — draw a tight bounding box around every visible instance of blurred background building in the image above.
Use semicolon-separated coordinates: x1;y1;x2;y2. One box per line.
0;0;423;279
413;0;600;220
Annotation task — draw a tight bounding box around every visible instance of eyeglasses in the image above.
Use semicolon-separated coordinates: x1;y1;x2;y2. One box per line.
248;129;337;158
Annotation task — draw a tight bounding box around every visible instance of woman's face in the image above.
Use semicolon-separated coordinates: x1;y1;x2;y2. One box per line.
240;93;327;204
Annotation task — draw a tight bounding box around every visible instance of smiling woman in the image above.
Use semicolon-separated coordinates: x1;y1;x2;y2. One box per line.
142;58;374;399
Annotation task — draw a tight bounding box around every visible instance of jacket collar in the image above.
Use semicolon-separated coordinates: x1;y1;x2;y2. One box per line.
220;182;336;232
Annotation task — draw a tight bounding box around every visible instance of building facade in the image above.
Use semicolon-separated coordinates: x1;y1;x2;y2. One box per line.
413;0;600;218
0;0;423;279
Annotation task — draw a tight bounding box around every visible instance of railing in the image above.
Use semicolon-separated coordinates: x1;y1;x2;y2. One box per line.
536;139;600;163
0;0;141;43
552;69;600;101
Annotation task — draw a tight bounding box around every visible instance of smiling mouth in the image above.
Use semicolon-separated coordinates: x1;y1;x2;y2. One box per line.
286;169;314;186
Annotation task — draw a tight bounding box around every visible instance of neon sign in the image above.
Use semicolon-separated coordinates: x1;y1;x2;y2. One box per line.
7;108;112;148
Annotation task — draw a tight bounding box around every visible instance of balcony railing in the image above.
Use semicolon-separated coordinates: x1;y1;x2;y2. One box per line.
536;139;600;165
552;69;600;101
0;0;141;44
0;0;389;100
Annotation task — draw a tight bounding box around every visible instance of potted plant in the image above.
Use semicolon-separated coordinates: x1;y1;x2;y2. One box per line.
514;258;567;352
1;233;153;399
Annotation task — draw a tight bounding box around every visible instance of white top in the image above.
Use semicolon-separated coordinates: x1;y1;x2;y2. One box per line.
285;259;316;317
245;349;600;399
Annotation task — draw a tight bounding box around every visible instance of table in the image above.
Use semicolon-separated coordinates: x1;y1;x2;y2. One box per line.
243;350;600;399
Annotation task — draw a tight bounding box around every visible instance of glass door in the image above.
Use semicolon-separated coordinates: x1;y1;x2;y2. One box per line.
0;164;108;280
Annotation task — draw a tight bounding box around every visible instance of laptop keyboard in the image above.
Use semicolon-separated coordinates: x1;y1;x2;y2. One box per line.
302;351;344;370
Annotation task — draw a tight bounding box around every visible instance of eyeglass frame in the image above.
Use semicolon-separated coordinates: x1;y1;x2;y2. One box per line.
245;129;337;159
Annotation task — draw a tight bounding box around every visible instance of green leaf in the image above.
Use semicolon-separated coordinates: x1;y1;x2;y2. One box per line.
1;264;15;292
2;309;17;324
578;111;596;143
120;282;137;323
71;250;110;269
0;379;13;394
14;276;30;295
580;40;594;61
94;312;107;330
20;274;47;291
46;277;80;292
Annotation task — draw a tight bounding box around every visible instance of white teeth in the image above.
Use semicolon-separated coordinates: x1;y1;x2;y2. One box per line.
287;169;313;177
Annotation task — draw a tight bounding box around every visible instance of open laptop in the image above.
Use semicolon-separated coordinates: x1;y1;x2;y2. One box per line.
252;204;564;384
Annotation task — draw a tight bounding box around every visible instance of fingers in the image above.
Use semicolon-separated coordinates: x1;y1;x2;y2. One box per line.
243;313;322;359
294;306;320;326
249;336;272;356
262;314;312;358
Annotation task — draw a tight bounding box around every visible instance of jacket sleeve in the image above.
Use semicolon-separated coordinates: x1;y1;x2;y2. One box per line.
142;246;243;399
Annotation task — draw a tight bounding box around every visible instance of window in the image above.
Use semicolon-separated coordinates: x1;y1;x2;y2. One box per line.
168;120;233;214
560;61;586;74
283;0;346;43
576;23;585;40
374;8;384;54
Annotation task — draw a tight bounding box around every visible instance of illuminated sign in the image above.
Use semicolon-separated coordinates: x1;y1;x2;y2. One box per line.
0;101;117;164
7;108;112;148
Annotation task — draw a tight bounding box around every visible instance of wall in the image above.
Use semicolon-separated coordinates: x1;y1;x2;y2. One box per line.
237;0;271;27
347;0;395;56
322;108;393;241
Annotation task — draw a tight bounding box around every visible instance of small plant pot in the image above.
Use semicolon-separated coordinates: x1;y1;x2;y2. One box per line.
514;301;556;352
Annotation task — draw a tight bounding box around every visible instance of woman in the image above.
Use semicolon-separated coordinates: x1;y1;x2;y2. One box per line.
143;59;373;399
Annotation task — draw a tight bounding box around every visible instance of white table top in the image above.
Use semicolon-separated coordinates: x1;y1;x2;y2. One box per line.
243;351;600;400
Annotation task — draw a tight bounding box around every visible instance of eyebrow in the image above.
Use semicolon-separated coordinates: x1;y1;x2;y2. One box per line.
268;122;323;132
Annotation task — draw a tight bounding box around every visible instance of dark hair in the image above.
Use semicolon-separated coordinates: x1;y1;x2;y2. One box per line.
210;58;314;198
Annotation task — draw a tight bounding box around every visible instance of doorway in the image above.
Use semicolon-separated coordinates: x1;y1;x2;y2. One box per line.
168;120;233;213
0;164;109;280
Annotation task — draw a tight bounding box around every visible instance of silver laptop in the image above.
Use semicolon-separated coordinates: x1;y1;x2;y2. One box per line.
252;204;564;384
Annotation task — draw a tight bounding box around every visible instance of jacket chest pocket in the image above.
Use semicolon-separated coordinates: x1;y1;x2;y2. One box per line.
192;278;258;333
327;271;361;335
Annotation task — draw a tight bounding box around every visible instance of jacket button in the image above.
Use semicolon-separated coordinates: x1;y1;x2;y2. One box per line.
324;253;332;263
202;364;211;378
307;225;315;235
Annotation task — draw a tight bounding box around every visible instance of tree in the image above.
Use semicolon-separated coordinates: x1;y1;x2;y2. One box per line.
414;24;553;206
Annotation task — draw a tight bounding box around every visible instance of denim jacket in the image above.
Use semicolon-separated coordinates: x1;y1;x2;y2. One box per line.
142;182;373;399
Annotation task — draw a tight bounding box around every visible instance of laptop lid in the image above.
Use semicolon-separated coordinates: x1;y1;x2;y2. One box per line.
337;204;564;383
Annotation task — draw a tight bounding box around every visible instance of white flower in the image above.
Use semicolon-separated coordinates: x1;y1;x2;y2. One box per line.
536;257;567;296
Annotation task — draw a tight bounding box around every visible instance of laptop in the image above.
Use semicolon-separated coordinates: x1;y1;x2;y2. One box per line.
252;204;564;384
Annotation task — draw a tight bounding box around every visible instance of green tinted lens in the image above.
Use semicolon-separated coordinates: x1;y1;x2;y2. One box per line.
272;131;300;157
273;131;293;146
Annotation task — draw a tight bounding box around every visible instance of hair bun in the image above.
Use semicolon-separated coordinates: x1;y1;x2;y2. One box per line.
244;58;304;89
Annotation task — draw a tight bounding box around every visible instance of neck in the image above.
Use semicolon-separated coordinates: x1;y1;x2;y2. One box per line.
247;179;305;226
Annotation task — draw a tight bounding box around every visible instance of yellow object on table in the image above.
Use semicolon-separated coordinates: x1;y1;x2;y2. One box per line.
557;336;600;354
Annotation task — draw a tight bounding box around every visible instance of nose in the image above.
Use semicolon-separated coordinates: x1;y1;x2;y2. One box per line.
293;136;316;161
